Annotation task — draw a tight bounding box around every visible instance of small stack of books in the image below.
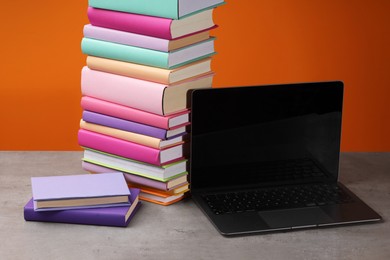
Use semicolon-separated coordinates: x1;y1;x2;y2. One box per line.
24;172;141;227
78;0;225;205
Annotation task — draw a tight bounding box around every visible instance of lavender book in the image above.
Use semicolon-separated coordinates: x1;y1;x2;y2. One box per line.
82;110;187;140
31;172;130;211
24;188;141;227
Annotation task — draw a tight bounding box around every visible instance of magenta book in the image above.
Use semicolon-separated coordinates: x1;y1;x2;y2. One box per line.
87;7;215;40
78;129;185;166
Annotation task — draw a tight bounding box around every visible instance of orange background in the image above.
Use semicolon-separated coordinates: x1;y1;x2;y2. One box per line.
0;1;389;151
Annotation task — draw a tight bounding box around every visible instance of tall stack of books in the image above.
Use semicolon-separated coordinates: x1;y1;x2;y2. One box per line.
78;0;225;205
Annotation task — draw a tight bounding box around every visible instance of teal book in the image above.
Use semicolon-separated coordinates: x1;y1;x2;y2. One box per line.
88;0;225;20
81;37;215;69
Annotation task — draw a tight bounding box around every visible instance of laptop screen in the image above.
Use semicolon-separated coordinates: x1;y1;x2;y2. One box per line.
190;82;344;191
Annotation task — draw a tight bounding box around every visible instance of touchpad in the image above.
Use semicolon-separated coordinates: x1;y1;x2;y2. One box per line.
258;208;333;228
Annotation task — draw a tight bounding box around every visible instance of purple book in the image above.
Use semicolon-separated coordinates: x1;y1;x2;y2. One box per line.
82;110;186;140
24;189;141;227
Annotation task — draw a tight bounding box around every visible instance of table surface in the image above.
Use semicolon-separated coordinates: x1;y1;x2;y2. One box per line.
0;152;389;260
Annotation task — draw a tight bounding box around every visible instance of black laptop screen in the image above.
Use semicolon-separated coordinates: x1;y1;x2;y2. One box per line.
190;82;344;191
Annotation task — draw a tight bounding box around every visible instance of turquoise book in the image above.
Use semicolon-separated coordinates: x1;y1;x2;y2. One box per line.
88;0;225;19
81;37;215;69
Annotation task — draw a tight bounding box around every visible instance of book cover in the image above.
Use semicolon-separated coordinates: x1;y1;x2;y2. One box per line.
81;96;190;129
88;0;225;19
80;120;186;149
84;24;212;52
81;67;213;115
78;129;185;166
81;37;215;69
82;111;187;140
31;172;130;211
87;7;215;39
86;56;212;85
82;148;188;182
82;161;188;191
24;188;141;227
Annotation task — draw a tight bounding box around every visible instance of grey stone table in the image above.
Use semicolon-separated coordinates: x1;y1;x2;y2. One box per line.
0;152;389;260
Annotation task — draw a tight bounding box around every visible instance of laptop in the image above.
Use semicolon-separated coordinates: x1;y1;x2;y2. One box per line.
189;81;382;236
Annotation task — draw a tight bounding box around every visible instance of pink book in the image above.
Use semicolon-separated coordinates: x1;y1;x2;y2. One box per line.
83;24;213;52
87;7;215;40
81;67;165;115
81;96;190;130
78;129;185;166
81;66;213;115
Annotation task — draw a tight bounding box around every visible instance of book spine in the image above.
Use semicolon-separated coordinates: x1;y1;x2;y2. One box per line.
82;111;168;140
81;67;166;115
78;129;162;165
87;7;173;39
82;161;169;190
84;25;170;52
81;96;184;129
82;38;169;69
88;0;179;20
86;56;171;85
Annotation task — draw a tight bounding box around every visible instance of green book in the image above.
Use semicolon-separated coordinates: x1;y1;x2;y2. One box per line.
81;37;216;69
82;148;188;182
89;0;225;19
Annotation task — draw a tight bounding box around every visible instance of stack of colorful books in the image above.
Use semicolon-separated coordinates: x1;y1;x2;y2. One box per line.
24;173;141;227
78;0;225;205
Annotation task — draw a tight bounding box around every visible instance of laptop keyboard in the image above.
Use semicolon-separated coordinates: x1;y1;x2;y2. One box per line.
237;158;326;182
202;184;354;215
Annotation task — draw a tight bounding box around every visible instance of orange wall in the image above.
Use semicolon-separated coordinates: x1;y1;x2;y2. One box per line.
1;1;389;151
